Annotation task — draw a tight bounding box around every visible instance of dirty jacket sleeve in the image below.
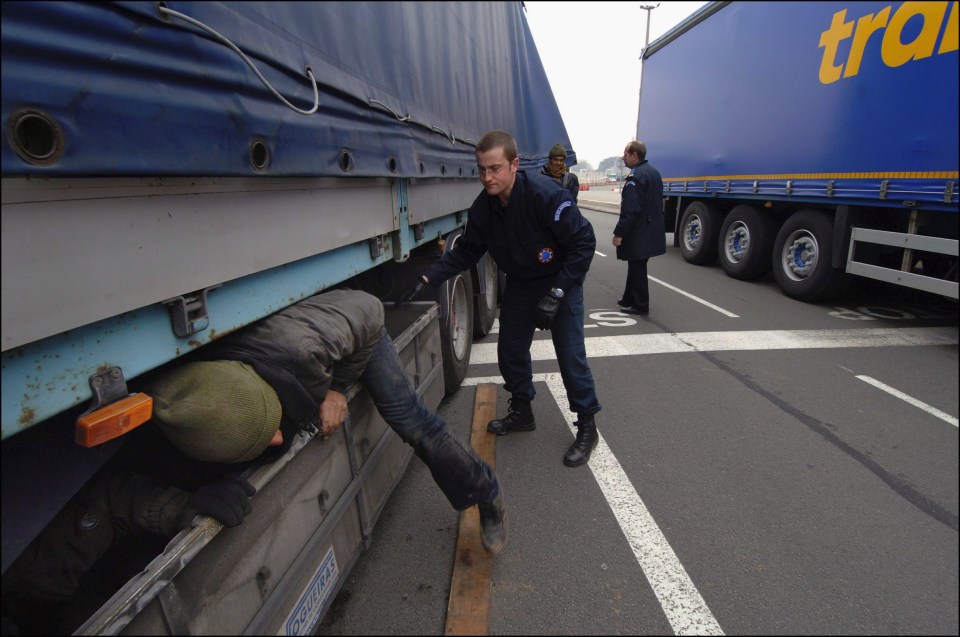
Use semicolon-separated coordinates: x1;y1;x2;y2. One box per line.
0;471;191;611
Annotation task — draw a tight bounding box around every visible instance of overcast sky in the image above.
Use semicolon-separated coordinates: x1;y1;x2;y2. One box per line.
524;1;708;168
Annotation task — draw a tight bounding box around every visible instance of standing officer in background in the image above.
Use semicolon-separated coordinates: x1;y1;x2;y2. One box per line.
400;130;602;468
613;140;665;315
539;143;580;202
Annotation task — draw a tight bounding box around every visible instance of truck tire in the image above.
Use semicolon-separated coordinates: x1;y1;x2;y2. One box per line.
719;205;778;280
472;252;498;338
439;230;474;394
772;209;845;301
679;201;721;264
439;270;473;394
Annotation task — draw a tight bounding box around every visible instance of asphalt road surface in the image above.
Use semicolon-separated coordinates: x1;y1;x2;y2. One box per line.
319;204;959;636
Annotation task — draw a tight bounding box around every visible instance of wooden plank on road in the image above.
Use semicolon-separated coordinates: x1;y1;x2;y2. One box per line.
444;383;498;636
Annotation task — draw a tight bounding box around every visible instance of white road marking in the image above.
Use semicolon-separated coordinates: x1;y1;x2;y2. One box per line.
855;375;959;427
595;250;608;257
469;326;958;365
464;373;724;635
463;324;957;634
649;276;740;317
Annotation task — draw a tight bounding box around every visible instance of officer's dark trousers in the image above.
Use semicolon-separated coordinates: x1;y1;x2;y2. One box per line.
622;258;650;313
497;282;601;416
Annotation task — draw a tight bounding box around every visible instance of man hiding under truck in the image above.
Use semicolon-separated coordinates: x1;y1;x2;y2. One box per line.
1;289;507;634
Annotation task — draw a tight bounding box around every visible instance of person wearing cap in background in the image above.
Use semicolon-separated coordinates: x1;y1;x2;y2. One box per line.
1;289;506;634
539;143;580;201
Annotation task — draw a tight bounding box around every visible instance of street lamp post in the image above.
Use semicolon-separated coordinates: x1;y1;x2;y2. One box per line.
636;3;659;137
641;3;659;51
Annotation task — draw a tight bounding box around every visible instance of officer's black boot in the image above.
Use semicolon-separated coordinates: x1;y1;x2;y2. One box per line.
487;398;536;435
563;414;598;467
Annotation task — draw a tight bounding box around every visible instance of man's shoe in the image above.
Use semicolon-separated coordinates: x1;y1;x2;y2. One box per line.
487;398;536;435
563;415;599;467
621;306;649;316
616;298;630;308
478;487;508;554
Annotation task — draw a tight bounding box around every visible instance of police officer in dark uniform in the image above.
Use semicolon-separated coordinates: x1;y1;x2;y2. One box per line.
613;141;666;315
401;130;602;467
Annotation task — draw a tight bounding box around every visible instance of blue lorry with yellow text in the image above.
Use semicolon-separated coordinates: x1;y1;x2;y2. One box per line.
637;1;958;301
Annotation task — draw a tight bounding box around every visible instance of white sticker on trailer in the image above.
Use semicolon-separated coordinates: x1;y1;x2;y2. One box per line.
281;546;340;636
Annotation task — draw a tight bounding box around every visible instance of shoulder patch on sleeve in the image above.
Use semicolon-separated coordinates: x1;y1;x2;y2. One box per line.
554;200;572;221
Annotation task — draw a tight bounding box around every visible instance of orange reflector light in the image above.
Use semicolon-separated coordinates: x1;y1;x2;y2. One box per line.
76;392;153;447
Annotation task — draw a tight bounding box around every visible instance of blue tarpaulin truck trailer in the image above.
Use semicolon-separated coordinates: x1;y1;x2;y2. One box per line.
637;1;958;301
0;2;571;633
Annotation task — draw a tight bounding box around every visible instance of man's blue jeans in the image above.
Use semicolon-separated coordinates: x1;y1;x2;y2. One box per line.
360;329;498;510
497;282;601;416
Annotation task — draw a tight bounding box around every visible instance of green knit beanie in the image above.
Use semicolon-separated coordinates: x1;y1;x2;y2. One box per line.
146;360;281;463
548;144;567;159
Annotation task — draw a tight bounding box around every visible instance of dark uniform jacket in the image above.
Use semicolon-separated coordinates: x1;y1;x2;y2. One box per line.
425;170;596;293
614;159;666;261
538;164;580;201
